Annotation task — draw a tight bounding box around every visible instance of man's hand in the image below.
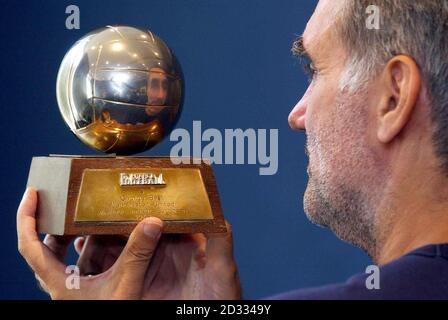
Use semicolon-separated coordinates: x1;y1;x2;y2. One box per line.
17;188;241;300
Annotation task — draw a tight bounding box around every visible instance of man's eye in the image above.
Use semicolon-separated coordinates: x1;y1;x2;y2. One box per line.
302;62;318;81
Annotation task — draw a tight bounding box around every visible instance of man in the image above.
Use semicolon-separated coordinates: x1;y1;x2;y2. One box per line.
144;66;180;127
101;66;170;124
17;0;448;299
146;67;169;110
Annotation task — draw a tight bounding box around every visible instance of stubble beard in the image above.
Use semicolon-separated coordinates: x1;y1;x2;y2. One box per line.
302;90;380;259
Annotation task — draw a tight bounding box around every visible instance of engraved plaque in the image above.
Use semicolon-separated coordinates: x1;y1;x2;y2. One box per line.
75;168;213;222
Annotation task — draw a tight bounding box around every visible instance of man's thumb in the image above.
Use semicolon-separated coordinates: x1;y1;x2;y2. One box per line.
114;217;163;290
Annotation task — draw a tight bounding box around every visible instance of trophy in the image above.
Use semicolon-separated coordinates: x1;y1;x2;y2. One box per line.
27;26;226;235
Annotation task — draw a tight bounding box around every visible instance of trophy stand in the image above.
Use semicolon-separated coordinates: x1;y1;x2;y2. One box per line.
27;155;226;235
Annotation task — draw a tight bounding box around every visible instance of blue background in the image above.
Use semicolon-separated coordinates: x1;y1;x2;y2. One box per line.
0;0;370;299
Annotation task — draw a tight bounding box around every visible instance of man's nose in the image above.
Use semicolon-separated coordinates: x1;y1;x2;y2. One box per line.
288;98;307;131
157;89;166;100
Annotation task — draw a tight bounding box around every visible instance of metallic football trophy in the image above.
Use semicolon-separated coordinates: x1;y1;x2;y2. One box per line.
27;26;226;235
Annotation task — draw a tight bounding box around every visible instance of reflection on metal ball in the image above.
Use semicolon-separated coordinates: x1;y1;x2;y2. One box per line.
56;25;183;155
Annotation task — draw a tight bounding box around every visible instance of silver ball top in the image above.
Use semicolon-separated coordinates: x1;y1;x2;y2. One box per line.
56;25;183;155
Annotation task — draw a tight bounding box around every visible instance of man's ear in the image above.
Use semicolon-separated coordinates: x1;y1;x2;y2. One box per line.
377;55;422;143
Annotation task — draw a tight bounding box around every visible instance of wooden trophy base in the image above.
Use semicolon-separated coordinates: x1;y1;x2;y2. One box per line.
27;156;226;235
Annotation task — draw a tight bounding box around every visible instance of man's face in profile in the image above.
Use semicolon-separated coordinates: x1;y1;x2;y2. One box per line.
288;0;381;252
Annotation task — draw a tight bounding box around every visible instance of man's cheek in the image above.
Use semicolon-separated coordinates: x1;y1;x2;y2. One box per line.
304;99;317;132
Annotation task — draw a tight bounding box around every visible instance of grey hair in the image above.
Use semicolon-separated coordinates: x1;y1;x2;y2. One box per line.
337;0;448;173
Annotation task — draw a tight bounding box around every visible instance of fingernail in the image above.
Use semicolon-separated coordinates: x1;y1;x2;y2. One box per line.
26;186;36;194
21;187;33;202
143;217;163;239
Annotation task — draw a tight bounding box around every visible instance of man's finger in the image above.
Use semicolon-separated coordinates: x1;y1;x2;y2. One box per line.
113;217;163;295
44;235;75;261
17;188;68;290
74;237;85;255
76;235;128;276
205;220;241;299
205;220;235;265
